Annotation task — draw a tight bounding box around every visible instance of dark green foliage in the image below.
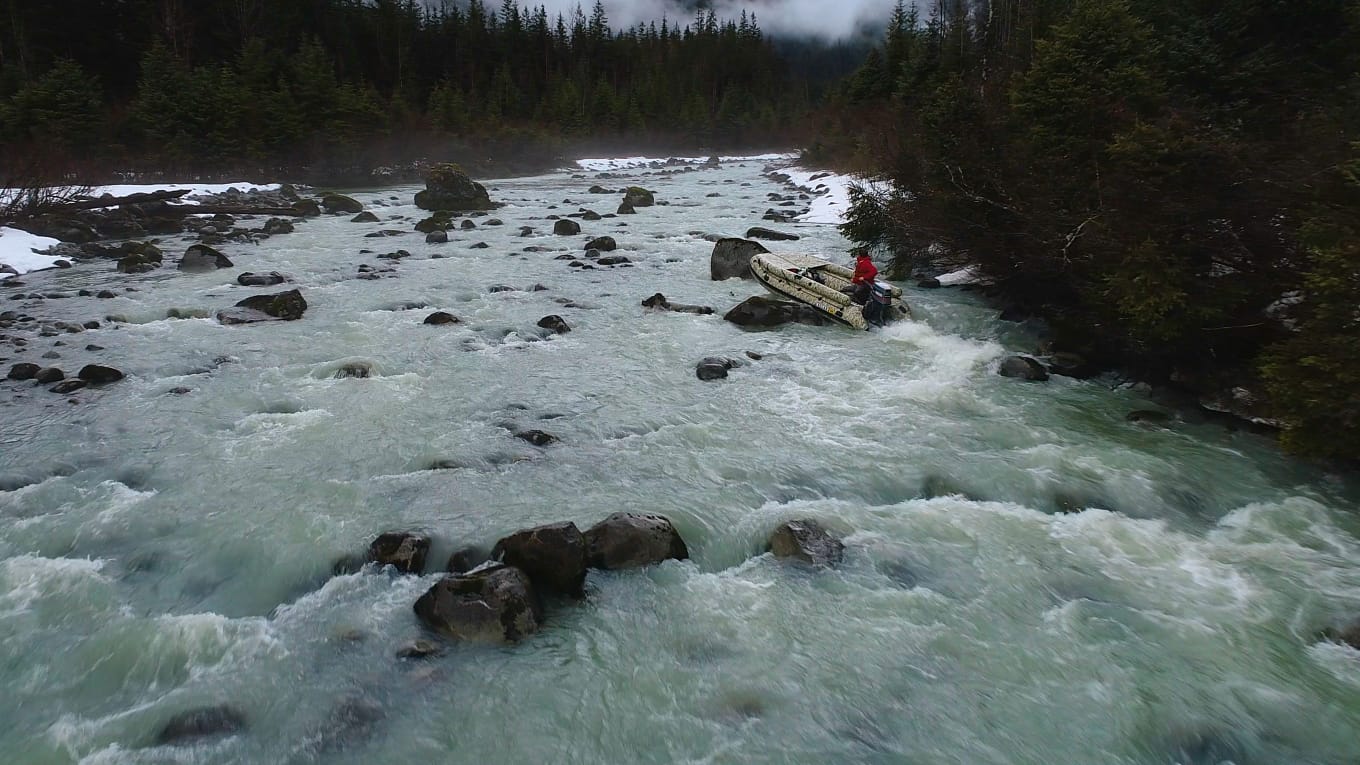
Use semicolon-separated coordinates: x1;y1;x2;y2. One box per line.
0;1;818;173
831;0;1360;458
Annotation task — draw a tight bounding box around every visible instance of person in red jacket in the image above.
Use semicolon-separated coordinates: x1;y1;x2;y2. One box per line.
849;250;878;304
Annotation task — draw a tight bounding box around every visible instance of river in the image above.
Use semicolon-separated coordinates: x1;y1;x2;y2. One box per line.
1;157;1357;764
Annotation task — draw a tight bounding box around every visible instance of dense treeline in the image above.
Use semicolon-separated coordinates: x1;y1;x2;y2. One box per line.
824;0;1360;460
0;0;817;177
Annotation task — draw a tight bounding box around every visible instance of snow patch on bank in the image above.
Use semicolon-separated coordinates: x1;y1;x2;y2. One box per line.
575;153;793;173
0;226;62;280
87;181;281;203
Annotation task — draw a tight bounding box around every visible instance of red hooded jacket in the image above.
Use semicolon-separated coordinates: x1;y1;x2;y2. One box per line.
852;255;878;285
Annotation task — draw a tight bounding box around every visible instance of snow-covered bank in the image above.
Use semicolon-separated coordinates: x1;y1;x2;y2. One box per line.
0;227;62;279
87;181;281;203
575;153;793;173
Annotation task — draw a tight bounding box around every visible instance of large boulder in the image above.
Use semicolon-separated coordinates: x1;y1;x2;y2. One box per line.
178;244;233;272
584;513;689;569
7;363;39;381
217;289;307;324
491;521;588;598
553;219;582;236
415;215;452;233
584;236;617;252
413;163;494;212
998;355;1049;382
77;364;123;384
769;520;844;566
623;187;655;207
413;564;541;643
710;238;768;280
367;531;431;574
322;194;364;214
723;296;828;328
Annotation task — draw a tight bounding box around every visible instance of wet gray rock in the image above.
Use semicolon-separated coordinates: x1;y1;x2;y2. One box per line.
553;219;581;236
426;230;449;244
78;364;123;384
413;564;542;642
155;705;247;745
333;362;372;379
769;519;844;566
49;379;87;394
597;255;630;266
366;531;430;574
514;429;559;446
723;296;827;328
34;367;64;384
7;362;38;380
537;315;570;334
423;311;460;325
447;545;490;573
745;227;799;241
460;219;476;230
998;355;1049;382
917;277;941;288
414;164;494;211
262;218;295;235
518;226;534;237
322;194;364;214
696;356;740;381
623;186;655;207
616;200;636;215
710;238;768;280
492;521;588;598
350;211;380;223
585;513;689;569
217;289;307;324
584;236;616;252
178;244;233;272
641;293;713;315
237;271;286;287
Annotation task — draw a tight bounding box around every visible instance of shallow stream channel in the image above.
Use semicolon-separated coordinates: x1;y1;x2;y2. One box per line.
1;157;1358;764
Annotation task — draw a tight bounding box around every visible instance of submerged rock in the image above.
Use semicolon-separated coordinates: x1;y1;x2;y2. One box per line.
423;311;460;325
998;355;1049;382
413;564;542;642
155;705;247;745
237;271;286;287
642;293;713;315
367;531;430;574
536;315;571;334
723;296;827;328
350;211;379;223
492;521;588;597
745;226;799;241
710;238;768;280
769;520;844;566
514;429;559;446
585;513;689;569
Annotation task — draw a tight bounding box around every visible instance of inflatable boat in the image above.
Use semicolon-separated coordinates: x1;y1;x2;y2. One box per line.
750;252;910;330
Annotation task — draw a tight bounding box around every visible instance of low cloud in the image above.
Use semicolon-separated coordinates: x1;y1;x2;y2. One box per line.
490;1;901;39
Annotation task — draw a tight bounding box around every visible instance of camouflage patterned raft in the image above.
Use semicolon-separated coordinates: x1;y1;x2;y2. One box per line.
750;252;910;330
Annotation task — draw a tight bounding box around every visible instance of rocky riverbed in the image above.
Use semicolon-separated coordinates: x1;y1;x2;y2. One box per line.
1;156;1358;765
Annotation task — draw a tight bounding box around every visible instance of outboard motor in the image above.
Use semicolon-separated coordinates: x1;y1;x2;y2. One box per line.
862;281;895;327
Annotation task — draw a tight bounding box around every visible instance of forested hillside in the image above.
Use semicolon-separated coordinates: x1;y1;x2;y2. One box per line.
0;0;824;178
824;0;1360;460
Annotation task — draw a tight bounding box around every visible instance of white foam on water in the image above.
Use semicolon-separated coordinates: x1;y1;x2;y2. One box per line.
0;555;110;618
575;153;793;172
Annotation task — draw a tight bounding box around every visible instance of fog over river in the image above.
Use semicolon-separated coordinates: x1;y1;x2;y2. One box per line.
1;157;1358;764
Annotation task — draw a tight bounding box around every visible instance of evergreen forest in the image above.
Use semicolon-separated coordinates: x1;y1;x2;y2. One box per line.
821;0;1360;461
0;0;833;177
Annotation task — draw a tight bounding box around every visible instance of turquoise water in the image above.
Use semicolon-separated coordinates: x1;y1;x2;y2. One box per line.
1;159;1357;764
